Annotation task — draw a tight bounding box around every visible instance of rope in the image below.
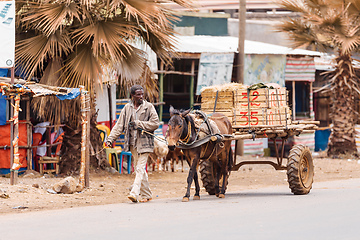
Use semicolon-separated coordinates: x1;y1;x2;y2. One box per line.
137;128;167;143
92;147;106;156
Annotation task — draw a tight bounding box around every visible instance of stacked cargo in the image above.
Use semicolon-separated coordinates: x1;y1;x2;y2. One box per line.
201;83;291;127
201;83;245;124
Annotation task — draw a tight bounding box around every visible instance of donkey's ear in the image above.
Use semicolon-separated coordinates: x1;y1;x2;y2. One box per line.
181;109;191;117
169;105;175;116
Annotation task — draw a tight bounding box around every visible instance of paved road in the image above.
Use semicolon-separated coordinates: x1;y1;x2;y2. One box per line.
1;179;360;240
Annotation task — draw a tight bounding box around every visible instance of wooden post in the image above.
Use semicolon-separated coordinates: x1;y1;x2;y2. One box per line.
79;86;90;188
190;60;195;108
46;126;51;157
10;94;20;185
159;62;164;122
26;98;32;170
10;67;15;185
79;86;86;188
292;81;296;121
107;84;113;129
85;94;90;187
309;82;314;120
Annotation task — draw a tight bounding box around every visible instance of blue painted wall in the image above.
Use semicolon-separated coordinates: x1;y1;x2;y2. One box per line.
0;68;8;125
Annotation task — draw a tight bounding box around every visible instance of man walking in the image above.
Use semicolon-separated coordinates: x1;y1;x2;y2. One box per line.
106;85;160;203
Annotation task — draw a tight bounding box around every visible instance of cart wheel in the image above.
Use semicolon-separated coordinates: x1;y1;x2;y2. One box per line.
287;144;314;195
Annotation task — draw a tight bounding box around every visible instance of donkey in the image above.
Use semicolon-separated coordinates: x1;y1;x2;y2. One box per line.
166;106;233;202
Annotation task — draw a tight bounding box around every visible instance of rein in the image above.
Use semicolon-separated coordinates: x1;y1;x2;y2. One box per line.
138;128;167;143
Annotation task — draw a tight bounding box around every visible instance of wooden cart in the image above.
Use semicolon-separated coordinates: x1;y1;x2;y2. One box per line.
230;120;318;195
200;83;318;195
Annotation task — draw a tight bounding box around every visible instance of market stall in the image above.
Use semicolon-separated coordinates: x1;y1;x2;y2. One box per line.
0;79;90;187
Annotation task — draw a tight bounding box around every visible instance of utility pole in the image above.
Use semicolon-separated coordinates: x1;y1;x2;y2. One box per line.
238;0;246;84
236;0;246;157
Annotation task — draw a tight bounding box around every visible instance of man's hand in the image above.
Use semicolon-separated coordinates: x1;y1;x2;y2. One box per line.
129;121;136;129
105;141;112;148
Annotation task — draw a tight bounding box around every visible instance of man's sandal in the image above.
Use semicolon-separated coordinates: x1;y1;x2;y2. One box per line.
140;198;152;203
127;195;138;203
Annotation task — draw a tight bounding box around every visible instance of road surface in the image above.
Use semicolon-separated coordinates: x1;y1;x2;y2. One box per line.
1;179;359;240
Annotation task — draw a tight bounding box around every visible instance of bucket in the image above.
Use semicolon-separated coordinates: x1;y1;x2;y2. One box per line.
315;129;331;152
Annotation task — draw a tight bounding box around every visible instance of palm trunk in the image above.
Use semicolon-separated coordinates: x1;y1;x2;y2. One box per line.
59;96;109;175
327;53;358;156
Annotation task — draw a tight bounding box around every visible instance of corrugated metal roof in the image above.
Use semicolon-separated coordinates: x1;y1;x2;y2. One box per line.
174;35;321;56
0;80;81;99
162;0;279;11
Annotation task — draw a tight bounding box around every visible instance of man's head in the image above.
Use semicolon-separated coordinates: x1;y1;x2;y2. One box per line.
130;85;144;106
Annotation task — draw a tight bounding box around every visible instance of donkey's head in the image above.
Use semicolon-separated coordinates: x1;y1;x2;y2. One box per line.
166;106;191;151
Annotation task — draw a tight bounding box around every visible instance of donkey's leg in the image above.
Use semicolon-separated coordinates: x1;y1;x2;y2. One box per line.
215;162;221;197
219;152;230;198
183;166;195;202
183;154;199;202
171;159;175;172
193;171;200;200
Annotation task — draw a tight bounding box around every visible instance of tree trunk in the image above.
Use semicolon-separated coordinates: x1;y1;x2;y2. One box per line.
327;53;358;156
59;97;109;175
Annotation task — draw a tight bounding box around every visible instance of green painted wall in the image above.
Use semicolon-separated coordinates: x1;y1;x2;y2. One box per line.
176;16;228;36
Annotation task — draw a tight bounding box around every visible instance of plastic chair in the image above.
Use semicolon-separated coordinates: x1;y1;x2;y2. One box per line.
97;124;120;170
97;125;110;140
119;151;132;174
106;148;119;171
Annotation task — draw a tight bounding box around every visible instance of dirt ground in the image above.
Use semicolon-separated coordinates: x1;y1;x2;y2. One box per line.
1;155;360;215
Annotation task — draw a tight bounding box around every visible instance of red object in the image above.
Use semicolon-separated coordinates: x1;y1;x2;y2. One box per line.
0;121;28;169
97;120;116;130
53;132;64;156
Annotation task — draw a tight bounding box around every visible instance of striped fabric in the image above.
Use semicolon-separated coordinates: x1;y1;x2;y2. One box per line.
244;139;264;156
231;139;265;157
355;125;360;154
285;57;316;82
294;132;315;152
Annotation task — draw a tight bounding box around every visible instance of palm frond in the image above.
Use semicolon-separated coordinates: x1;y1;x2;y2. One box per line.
61;44;105;93
72;18;138;62
19;1;82;36
39;58;63;86
16;0;192;126
16;31;72;79
112;45;148;84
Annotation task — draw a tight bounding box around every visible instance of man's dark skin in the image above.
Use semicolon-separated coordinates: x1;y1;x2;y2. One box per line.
128;89;144;129
133;89;144;109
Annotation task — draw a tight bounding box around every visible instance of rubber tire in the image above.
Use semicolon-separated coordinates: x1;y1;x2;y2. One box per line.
200;160;216;195
200;160;230;195
287;144;314;195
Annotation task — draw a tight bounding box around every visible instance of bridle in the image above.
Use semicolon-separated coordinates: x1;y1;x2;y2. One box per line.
179;120;192;143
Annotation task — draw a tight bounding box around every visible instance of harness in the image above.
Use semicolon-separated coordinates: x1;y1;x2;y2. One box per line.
175;111;230;150
179;121;191;143
137;110;233;150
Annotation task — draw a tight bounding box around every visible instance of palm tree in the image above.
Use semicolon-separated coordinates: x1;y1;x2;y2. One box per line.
15;0;192;173
277;0;360;156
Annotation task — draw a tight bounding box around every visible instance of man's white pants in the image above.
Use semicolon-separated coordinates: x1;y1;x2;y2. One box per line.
129;146;152;200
